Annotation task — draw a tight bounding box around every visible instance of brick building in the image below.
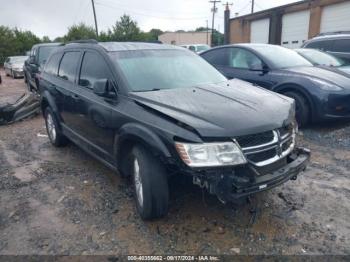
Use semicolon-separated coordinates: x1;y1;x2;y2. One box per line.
225;0;350;48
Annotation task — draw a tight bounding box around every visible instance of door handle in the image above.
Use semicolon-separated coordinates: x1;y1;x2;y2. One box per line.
72;94;79;99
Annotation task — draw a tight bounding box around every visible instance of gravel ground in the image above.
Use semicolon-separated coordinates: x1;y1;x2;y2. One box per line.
0;69;349;256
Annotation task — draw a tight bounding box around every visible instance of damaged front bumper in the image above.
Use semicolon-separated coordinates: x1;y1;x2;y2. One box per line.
191;147;310;203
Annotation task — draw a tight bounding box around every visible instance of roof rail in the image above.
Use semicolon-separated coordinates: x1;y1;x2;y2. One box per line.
317;31;350;36
66;39;98;44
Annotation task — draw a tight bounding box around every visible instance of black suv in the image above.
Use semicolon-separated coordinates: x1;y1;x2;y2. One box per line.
24;43;62;92
302;32;350;63
39;41;310;220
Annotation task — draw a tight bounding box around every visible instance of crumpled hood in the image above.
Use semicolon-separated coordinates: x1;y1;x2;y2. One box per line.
129;79;295;138
284;66;350;89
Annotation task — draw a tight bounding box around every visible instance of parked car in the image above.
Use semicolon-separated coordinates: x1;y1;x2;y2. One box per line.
181;44;210;54
39;41;309;220
295;48;350;75
201;44;350;126
302;32;350;63
4;56;28;78
24;43;62;92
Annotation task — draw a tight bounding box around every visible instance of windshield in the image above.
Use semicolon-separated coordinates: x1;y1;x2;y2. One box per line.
297;49;345;67
38;46;58;65
252;45;312;69
196;45;210;52
110;49;227;92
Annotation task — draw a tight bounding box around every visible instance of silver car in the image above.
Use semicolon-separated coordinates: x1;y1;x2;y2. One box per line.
4;56;28;78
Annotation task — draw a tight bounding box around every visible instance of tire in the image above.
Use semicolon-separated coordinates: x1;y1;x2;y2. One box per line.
283;91;310;127
129;145;169;220
44;107;68;147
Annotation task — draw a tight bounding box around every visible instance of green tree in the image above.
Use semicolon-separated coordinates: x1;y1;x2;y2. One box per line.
212;30;224;46
98;29;113;42
0;26;15;64
0;26;41;64
64;23;97;42
148;28;163;41
41;36;51;43
111;14;141;41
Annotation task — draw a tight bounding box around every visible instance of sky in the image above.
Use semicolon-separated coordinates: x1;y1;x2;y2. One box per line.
0;0;300;39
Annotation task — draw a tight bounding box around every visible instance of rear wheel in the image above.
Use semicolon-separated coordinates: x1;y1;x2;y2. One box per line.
128;145;169;220
283;91;310;127
44;107;68;147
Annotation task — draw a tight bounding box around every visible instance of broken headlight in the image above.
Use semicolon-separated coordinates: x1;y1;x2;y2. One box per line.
175;142;247;167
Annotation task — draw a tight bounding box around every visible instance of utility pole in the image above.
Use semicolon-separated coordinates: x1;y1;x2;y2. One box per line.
209;0;221;46
223;2;233;44
251;0;255;13
91;0;99;37
206;20;209;45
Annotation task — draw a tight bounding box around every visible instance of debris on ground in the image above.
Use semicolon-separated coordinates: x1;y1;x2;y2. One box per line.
0;92;40;125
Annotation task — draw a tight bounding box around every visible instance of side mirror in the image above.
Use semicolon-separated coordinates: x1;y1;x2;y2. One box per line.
93;79;117;98
250;63;269;73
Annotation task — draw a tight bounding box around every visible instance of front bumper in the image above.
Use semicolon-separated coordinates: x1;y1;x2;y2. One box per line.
191;147;310;202
316;91;350;121
12;70;24;78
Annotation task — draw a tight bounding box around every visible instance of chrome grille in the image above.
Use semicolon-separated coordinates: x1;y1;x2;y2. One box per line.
236;131;274;148
235;124;295;167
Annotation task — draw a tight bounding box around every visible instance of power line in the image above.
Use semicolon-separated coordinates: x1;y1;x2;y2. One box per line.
209;0;221;46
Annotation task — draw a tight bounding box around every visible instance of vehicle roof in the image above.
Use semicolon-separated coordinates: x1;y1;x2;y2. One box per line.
202;43;279;52
61;41;184;52
98;42;183;52
309;34;350;41
8;56;28;59
32;42;63;48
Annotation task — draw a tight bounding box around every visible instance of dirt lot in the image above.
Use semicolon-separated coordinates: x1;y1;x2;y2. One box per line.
0;69;349;256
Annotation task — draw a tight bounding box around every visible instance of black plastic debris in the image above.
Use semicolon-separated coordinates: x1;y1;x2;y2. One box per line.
0;93;40;125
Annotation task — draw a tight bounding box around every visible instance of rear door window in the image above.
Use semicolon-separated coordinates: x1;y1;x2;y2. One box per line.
201;48;230;67
306;40;333;51
44;53;62;76
79;51;112;88
331;39;350;53
58;52;81;82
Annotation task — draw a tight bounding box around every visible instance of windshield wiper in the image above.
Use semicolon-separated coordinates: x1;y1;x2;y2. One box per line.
134;88;161;93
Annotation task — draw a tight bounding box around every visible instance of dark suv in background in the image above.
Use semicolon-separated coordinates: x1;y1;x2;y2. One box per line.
302;32;350;63
24;43;62;92
39;41;309;220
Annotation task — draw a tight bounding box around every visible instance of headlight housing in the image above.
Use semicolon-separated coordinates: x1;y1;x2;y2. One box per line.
175;142;247;167
312;78;343;91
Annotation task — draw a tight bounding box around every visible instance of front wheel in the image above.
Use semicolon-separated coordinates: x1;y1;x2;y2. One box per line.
44;107;68;147
283;91;310;127
129;145;169;220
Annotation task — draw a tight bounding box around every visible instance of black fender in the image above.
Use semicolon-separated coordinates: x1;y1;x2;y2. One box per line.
114;123;172;170
40;90;62;124
272;83;315;119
